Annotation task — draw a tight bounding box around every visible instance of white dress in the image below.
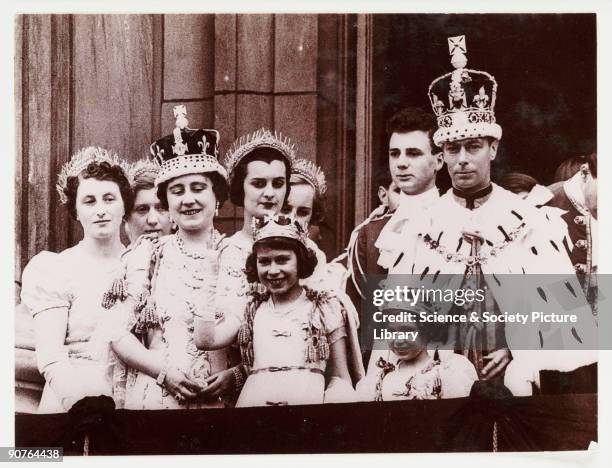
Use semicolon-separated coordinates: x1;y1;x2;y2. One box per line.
214;231;254;322
214;231;364;390
236;289;348;407
20;242;122;413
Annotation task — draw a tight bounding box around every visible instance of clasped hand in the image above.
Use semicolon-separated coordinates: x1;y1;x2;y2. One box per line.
164;367;236;402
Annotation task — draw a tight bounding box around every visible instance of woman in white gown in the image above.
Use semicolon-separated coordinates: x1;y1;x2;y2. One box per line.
20;147;132;413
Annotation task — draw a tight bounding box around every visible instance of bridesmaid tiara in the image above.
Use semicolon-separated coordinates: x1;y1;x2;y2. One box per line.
124;159;160;187
223;128;296;184
291;158;327;197
56;146;128;204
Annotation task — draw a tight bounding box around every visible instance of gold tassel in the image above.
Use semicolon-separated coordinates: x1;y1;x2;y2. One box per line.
237;304;256;369
133;302;160;335
306;330;329;363
101;278;127;309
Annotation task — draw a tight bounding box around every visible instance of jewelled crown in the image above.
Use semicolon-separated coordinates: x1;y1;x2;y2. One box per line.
223;128;296;183
56;146;128;204
428;35;502;146
124;159;160;187
150;105;227;186
252;214;309;248
290;158;327;197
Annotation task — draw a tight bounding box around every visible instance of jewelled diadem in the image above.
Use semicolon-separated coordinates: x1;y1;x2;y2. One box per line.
125;159;161;187
223;128;296;182
56;146;126;204
291;158;327;197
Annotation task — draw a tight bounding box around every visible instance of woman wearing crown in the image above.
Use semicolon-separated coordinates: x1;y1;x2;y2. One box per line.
198;214;356;406
104;106;236;409
20;147;132;413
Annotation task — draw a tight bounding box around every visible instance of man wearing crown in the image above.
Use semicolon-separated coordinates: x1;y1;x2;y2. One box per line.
390;36;597;391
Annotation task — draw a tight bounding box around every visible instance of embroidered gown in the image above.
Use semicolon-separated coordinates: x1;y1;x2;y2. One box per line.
214;231;365;388
111;233;228;410
21;242;123;413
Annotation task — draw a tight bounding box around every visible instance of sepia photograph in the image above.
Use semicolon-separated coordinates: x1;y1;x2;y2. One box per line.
8;6;605;460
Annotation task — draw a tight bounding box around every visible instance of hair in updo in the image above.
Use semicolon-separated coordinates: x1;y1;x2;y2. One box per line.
132;170;156;195
244;236;318;284
64;161;133;221
156;171;229;211
288;176;326;227
229;147;292;207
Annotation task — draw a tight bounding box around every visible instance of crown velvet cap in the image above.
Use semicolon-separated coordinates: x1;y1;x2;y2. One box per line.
428;35;502;146
150;105;227;186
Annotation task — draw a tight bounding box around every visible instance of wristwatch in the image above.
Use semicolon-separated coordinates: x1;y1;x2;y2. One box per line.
156;366;168;387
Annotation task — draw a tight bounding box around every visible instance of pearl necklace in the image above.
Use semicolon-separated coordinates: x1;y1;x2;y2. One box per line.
174;230;218;259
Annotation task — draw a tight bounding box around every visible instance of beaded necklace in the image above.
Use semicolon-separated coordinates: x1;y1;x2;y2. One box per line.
170;230;222;293
174;228;220;258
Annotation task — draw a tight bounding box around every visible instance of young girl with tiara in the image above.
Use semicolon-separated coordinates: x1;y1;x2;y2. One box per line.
196;214;357;406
